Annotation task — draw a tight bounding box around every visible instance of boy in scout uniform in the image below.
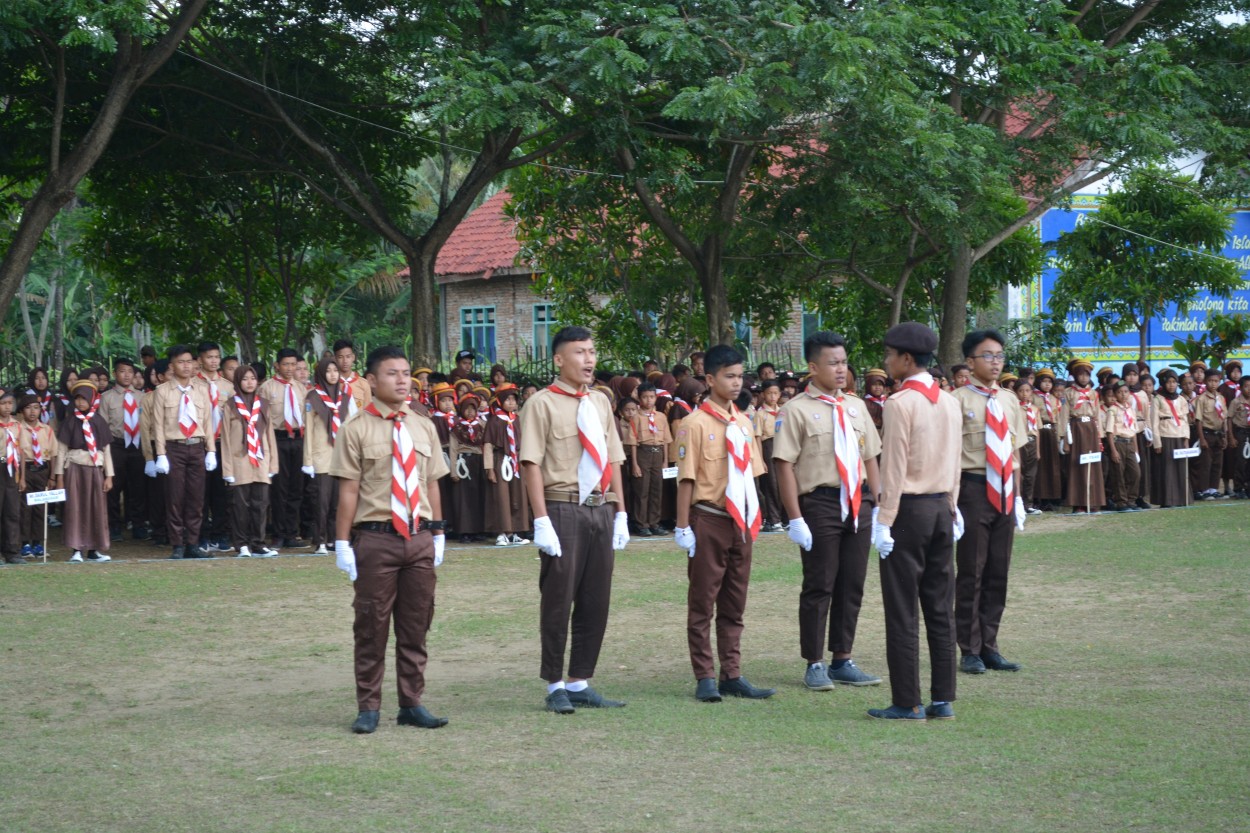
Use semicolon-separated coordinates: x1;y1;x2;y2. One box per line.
673;345;775;703
258;348;308;548
519;326;630;715
331;346;449;734
332;339;372;409
772;331;883;692
1193;368;1226;499
951;329;1029;676
196;342;235;552
98;358;149;542
630;383;672;536
1103;380;1142;511
869;322;962;720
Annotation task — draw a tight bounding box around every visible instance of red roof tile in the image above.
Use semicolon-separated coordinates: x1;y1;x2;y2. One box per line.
433;189;523;279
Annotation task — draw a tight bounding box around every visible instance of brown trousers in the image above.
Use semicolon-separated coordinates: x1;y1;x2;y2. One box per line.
633;445;665;528
351;527;437;711
688;510;753;681
0;467;18;557
880;494;957;710
165;441;207;546
955;473;1015;658
310;475;339;547
228;482;269;550
1232;428;1250;492
1192;429;1225;492
107;439;148;531
20;462;50;541
539;501;616;681
1106;438;1141;506
1019;438;1038;508
757;437;785;526
1136;433;1153;502
271;435;304;539
798;487;872;661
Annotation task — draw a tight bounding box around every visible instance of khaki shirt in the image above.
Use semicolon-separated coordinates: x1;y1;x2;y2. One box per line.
17;421;59;466
257;377;305;439
1033;392;1062;426
1194;391;1227;431
151;380;216;457
1230;395;1250;431
98;385;143;440
631;409;673;446
518;379;626;494
877;378;962;526
755;407;782;441
619;418;638;449
1103;403;1137;439
1060;385;1101;422
220;405;279;484
1152;394;1190;445
341;372;371;410
951;384;1028;473
194;373;235;439
772;388;880;495
675;401;766;508
141;390;158;462
54;443;114;477
329;400;449;523
1131;390;1152;435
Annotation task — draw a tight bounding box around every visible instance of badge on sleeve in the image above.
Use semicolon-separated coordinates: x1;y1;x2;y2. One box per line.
678;444;687;460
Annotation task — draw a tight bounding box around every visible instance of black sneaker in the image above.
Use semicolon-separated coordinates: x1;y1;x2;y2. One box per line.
283;538;310;549
719;676;776;699
960;654;987;674
351;710;379;734
545;689;575;714
566;686;626;708
396;705;448;728
169;546;186;560
1135;498;1152;510
980;651;1021;671
185;546;211;559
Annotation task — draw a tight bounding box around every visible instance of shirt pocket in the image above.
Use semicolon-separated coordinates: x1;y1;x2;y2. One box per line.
362;442;392;479
808;413;834;454
961;416;986;458
549;418;582;467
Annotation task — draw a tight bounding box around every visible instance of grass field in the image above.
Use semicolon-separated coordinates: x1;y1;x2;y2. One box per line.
2;504;1248;833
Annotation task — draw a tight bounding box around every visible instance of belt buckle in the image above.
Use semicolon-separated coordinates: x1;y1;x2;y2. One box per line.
1080;416;1091;423
583;494;603;507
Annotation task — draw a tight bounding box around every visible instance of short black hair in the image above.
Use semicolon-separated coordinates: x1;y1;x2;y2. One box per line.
636;383;657;394
951;363;969;376
154;359;170;374
197;341;220;355
139;345;156;358
366;345;407;376
222;355;238;364
704;345;744;376
275;348;300;362
332;339;355;353
756;362;775;374
113;357;136;371
908;352;936;368
760;379;781;391
672;364;690;377
735;389;754;411
962;328;1006;359
552;326;593;354
804;330;848;363
166;344;193;361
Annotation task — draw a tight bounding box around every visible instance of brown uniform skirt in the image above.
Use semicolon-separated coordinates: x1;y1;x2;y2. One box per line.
1152;437;1190;508
1034;424;1063;501
452;452;485;535
1065;417;1106;510
486;453;530;535
63;462;110;553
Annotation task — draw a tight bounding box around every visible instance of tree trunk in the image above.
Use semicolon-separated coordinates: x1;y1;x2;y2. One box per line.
52;282;65;371
698;259;735;347
407;248;442;368
938;238;973;368
1139;320;1149;364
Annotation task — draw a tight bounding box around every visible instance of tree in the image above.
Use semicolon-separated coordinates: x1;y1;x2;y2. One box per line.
0;0;209;324
1049;167;1241;361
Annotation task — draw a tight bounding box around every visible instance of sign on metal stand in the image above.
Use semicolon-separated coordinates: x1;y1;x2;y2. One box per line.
25;489;66;563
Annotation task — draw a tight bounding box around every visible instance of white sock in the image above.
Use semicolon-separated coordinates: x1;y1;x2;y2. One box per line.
546;681;566;694
566;680;589;693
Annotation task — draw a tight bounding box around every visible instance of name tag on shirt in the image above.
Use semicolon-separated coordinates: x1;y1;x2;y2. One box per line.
662;466;678;479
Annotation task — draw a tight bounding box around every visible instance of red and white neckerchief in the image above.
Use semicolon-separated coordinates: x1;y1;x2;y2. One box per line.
1212;392;1226;420
1162;395;1183;425
233;395;265;467
176;384;199;439
24;422;44;465
1039;393;1058;422
968;385;1015;514
670;397;693;415
645;409;658;435
122;389;141;448
276;376;304;438
864;393;887;405
1072;385;1096;413
494;409;519;469
900;374;940;403
437;408;456;432
1;422;18;477
364;403;420;539
1022;401;1039;432
546;384;612;503
1118;403;1135;431
197;373;223;438
809;391;863;529
28;389;54;424
654;388;672;399
457;417;479;443
76;397;101;465
314;385;346;444
698;401;761;541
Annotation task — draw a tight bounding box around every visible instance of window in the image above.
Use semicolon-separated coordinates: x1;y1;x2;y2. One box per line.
734;316;753;351
460;306;497;362
802;307;824;342
532;303;557;360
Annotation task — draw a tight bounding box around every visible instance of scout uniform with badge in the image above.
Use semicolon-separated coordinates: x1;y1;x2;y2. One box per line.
54;380;116;562
0;390;24;563
1192;374;1227;497
753;381;786;532
1227;377;1250;497
1126;363;1156;508
1103;381;1141;510
630;386;674;536
16;394;59;559
152;349;217;559
1031;369;1064;508
483;383;531;546
1059;359;1105;511
1219;360;1242;496
304;357;356;553
98;359;149;541
258;350;308;547
429;382;458;535
861;368;888;438
220;364;280;557
449;394;486;540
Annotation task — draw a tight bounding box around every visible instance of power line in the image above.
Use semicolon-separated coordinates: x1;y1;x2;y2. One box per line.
1086;216;1235;263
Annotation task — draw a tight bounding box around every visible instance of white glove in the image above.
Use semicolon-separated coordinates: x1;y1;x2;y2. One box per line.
533;516;562;557
1144;427;1154;443
223;475;235;484
1058;440;1068;455
144;461;157;478
787;517;813;551
301;465;316;478
1014;496;1026;531
334;540;357;581
204;451;217;472
871;519;894;558
155;455;170;475
433;534;445;568
953;507;965;542
268;471;276;478
612;512;630;550
674;526;696;558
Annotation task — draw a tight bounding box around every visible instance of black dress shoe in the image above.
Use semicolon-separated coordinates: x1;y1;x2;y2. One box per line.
185;546;211;559
980;651;1021;671
132;525;151;540
351;710;380;734
566;686;625;708
634;527;652;537
648;528;666;537
719;676;776;699
169;545;185;560
283;538;310;549
4;555;29;565
397;705;448;728
545;689;575;714
960;654;986;674
695;678;722;702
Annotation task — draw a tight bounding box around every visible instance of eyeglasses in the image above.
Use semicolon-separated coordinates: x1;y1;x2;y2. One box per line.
972;353;1007;363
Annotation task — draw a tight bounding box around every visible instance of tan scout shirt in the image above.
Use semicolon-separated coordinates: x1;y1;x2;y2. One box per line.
1060;384;1101;423
303;390;342;473
18;421;59;466
220;403;279;485
1153;394;1190;445
631;409;673;446
1103;403;1138;440
1230;395;1250;431
772;388;880;495
877;376;962;526
518;379;625;494
54;444;114;477
951;383;1029;473
675;400;766;509
98;385;143;439
151;380;216;457
1193;390;1227;432
141;390;158;462
194;373;235;439
1131;390;1152;435
755;407;782;442
257;377;305;439
330;401;449;524
341;372;371;410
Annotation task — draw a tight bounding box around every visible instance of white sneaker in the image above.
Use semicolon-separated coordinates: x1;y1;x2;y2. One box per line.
69;551;84;563
510;534;530;545
495;534;511;547
237;546;252;558
313;544;328;555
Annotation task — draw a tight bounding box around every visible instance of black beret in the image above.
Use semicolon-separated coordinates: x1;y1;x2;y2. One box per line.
883;322;938;356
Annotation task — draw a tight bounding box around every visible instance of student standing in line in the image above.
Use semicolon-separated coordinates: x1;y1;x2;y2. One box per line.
55;381;115;563
221;364;280;557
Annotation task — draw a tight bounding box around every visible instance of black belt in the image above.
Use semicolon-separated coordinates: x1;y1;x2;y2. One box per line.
900;493;946;501
1114;437;1135;444
25;462;49;470
355;521;434;535
638;445;665;452
810;484;870;498
961;471;987;482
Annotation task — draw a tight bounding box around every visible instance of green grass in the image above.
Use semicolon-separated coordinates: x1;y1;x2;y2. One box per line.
2;505;1248;832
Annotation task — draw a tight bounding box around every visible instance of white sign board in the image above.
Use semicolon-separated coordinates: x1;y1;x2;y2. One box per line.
662;466;678;480
1173;446;1202;460
1079;452;1103;465
25;488;66;506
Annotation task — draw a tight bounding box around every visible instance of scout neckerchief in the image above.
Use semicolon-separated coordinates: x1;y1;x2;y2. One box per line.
28;389;54;424
547;383;611;504
863;393;887;405
1038;392;1058;423
1072;384;1096;413
645;408;658;436
1161;393;1183;426
968;383;1014;514
437;407;456;433
122;388;141;448
197;372;222;438
364;403;420;539
807;388;863;529
900;372;940;404
698;401;761;541
1;421;18;477
176;383;198;439
24;421;44;466
1117;402;1135;431
76;396;101;465
1022;400;1039;432
313;384;347;444
494;408;519;478
1211;390;1226;421
276;376;303;438
233;395;265;467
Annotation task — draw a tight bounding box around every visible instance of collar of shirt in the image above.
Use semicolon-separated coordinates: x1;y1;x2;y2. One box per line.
903;370;934;386
368;398;411;420
551;377;589;396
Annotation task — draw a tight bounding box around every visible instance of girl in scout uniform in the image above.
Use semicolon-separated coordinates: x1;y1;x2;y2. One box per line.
1031;369;1063;510
484;384;531;546
449;394;486;542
